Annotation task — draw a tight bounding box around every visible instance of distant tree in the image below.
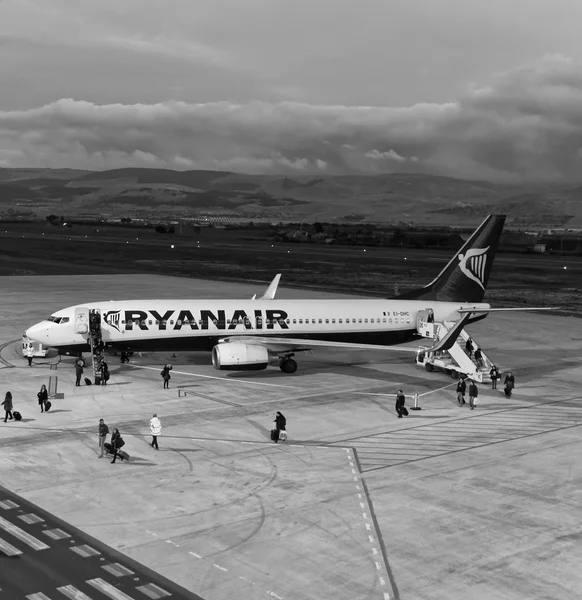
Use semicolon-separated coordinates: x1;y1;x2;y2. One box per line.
313;222;324;234
46;215;59;222
155;225;167;234
120;217;132;224
167;226;175;234
60;216;65;221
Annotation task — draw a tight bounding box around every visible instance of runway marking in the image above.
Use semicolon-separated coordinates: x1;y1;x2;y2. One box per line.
18;513;45;524
189;551;202;558
0;500;19;509
87;578;135;599
0;515;49;550
131;364;299;389
135;583;172;598
213;563;228;571
26;594;52;600
102;562;135;577
0;535;23;556
44;528;71;540
70;544;101;557
57;585;94;599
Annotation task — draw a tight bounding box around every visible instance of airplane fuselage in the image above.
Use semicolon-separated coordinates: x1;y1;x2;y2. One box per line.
26;298;489;355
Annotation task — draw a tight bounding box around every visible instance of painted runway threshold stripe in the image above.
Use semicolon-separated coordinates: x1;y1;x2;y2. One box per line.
0;515;49;550
26;594;52;600
57;585;94;600
87;578;135;600
0;535;23;556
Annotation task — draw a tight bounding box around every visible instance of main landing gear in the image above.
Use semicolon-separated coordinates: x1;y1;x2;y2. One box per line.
279;353;298;373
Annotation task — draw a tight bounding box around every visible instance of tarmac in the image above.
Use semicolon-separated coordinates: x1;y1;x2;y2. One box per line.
1;274;581;600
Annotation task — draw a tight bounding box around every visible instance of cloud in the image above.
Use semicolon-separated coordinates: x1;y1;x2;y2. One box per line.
2;55;582;181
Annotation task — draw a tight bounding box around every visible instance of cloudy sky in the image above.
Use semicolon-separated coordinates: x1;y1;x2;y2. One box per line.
2;0;582;181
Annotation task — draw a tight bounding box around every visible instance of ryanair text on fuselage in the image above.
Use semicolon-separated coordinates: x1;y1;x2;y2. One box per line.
104;308;294;331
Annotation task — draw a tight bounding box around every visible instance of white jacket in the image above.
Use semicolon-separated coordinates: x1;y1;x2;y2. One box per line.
149;417;162;436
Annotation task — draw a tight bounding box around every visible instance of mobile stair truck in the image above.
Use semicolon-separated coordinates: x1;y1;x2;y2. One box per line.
414;309;493;383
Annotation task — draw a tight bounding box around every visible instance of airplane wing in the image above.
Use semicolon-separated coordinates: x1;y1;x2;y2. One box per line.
217;335;419;353
251;274;281;300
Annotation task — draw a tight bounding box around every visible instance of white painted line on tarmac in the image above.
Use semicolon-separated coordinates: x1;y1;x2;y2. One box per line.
213;563;228;571
87;578;135;600
0;516;49;550
368;535;375;543
0;536;23;556
189;551;202;559
57;585;94;600
26;594;52;600
131;364;299;389
418;381;457;397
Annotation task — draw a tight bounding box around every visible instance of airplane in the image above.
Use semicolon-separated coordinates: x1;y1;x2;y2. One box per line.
25;215;548;374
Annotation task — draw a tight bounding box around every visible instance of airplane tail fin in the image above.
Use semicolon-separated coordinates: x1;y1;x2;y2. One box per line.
396;215;506;303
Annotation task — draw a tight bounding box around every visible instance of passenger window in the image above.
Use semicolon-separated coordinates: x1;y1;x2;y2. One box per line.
227;319;231;324
279;319;285;325
285;319;289;324
121;320;126;324
293;319;297;324
148;320;152;325
383;318;386;323
339;319;343;323
365;319;368;323
244;318;250;325
213;319;217;325
406;317;411;324
177;320;181;326
162;320;167;326
332;319;336;323
325;319;329;324
358;318;362;323
299;319;303;324
318;319;322;323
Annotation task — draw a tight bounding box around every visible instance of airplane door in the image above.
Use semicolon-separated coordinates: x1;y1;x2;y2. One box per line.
74;307;90;335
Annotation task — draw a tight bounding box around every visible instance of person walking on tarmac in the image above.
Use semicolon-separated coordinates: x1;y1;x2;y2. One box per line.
37;384;48;413
110;428;126;463
468;380;479;410
504;372;515;398
273;411;287;442
75;356;85;387
98;418;109;458
149;414;162;450
456;378;467;406
395;389;408;418
25;344;34;367
490;365;500;389
161;364;172;389
100;360;109;385
2;392;14;422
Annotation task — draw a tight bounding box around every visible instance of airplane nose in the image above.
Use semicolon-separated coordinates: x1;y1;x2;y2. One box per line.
25;323;47;342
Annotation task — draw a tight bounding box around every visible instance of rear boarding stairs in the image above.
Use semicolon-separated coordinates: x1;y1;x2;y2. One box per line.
414;309;493;383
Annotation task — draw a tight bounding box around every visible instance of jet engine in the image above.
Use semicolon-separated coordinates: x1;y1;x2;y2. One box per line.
212;342;269;371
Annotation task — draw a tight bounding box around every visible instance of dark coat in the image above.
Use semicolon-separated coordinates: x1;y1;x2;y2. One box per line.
490;367;499;380
469;383;478;397
457;380;466;394
37;389;48;405
2;394;13;411
275;413;286;431
111;431;123;448
504;374;515;388
99;422;109;437
395;393;405;409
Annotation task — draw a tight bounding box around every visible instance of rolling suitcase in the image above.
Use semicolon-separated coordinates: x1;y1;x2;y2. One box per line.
13;411;22;421
44;401;52;412
401;407;409;417
270;429;279;442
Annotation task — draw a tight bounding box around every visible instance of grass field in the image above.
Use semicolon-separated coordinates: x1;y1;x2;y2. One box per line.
2;222;580;315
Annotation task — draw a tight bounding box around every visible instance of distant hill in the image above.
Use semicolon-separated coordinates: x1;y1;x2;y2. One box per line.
1;167;581;227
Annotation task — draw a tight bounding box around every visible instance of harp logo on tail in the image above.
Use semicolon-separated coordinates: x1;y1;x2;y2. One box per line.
458;246;489;290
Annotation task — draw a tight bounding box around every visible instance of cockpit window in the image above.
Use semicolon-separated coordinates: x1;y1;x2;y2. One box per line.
46;316;69;324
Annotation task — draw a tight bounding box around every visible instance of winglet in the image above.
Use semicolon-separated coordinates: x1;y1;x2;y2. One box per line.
253;274;281;300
